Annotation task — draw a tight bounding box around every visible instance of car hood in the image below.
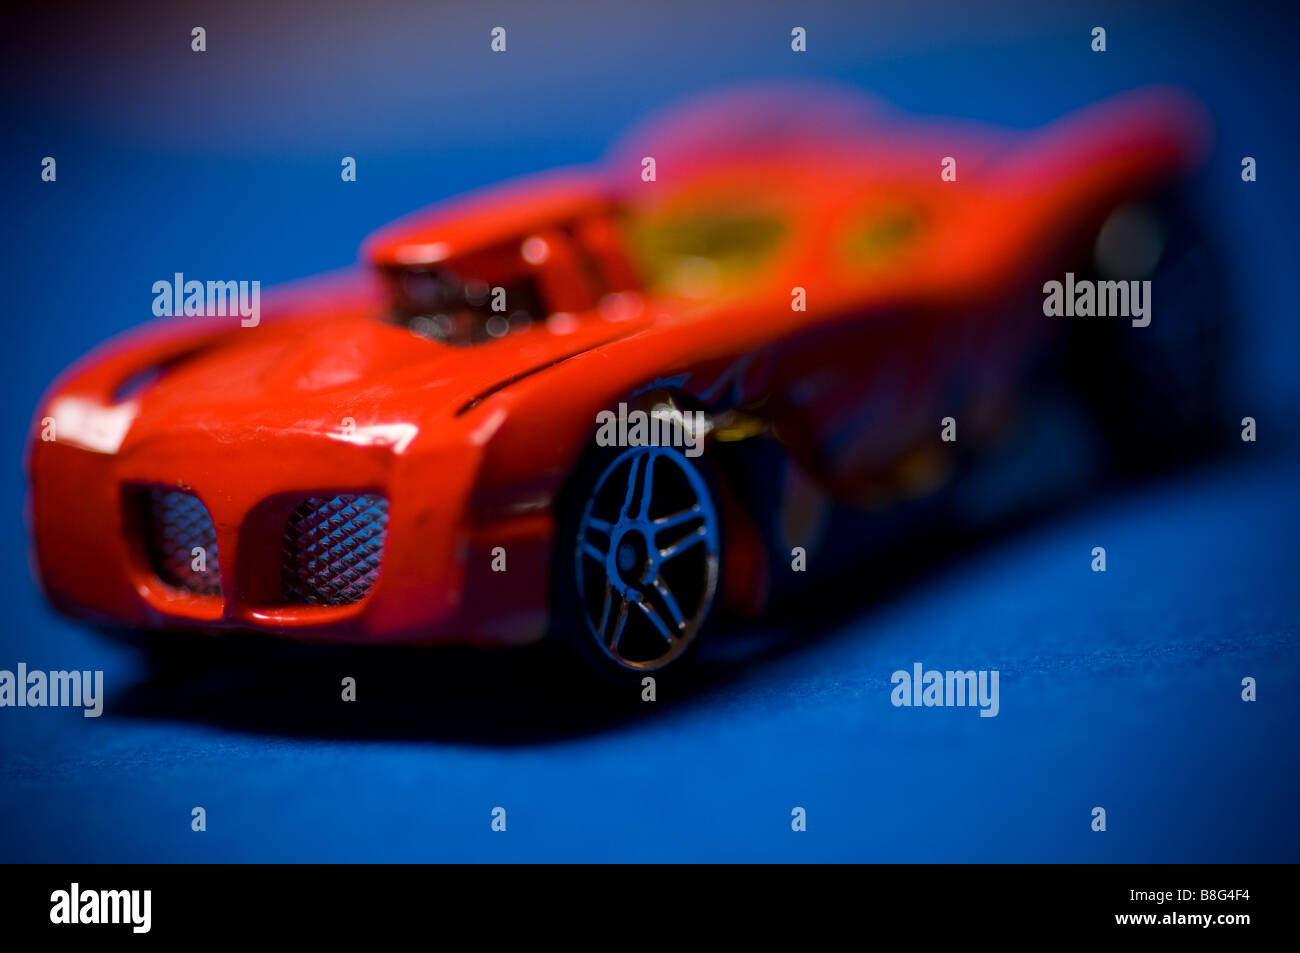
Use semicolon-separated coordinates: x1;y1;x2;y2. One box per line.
104;313;635;457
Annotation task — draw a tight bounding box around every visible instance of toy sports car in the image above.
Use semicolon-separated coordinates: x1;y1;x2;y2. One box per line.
26;84;1227;676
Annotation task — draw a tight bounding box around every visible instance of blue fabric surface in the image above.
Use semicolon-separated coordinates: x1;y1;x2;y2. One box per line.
1;455;1296;862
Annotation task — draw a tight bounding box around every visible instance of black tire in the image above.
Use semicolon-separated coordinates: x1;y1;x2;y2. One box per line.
1064;193;1232;470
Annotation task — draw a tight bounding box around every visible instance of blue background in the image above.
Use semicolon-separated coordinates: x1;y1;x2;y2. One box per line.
1;0;1297;861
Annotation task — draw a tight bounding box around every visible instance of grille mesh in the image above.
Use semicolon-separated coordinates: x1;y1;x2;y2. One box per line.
140;488;221;595
281;494;389;606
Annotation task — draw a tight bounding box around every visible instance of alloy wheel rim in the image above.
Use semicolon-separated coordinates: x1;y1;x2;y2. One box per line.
575;445;720;670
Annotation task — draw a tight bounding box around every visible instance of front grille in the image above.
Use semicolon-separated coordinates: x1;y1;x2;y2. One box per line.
139;488;221;595
281;494;389;606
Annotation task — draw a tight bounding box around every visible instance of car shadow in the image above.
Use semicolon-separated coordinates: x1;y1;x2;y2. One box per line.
108;450;1240;746
107;532;976;746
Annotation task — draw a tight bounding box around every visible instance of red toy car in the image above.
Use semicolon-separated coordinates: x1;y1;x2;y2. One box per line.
26;84;1226;675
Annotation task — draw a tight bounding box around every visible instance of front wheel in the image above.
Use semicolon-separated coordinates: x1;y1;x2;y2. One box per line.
554;442;723;679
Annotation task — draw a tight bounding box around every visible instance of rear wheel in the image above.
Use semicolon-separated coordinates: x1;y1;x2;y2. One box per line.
1065;194;1231;470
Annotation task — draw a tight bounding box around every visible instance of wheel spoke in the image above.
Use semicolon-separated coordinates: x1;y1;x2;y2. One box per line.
619;454;642;520
581;541;605;564
635;596;676;644
584;516;613;536
609;598;630;650
659;526;708;562
596;581;613;636
652;575;686;632
637;452;656;519
653;504;702;530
